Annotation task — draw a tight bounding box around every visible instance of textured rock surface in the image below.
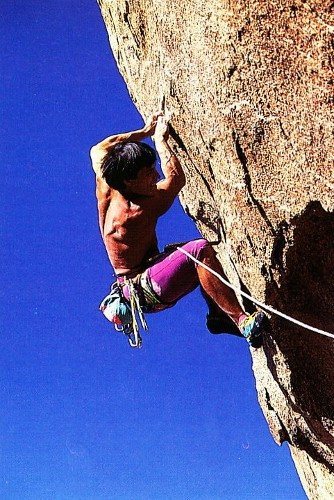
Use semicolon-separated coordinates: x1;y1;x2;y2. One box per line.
97;0;334;496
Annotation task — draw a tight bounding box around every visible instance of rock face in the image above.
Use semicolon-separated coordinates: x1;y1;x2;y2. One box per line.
97;0;334;496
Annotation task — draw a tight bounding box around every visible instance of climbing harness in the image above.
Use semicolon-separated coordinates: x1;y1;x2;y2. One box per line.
99;266;172;348
100;278;148;348
177;246;334;341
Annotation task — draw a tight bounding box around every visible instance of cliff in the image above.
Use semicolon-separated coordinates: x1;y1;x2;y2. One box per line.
97;0;334;496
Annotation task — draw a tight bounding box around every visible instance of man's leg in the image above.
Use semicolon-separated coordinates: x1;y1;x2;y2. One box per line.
188;242;265;340
200;288;243;337
146;239;264;341
195;243;246;326
146;239;244;320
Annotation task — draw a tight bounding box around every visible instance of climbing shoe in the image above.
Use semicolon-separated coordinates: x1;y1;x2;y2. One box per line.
239;311;265;344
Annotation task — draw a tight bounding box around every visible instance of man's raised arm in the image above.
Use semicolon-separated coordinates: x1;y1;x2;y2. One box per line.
90;114;161;176
154;116;186;214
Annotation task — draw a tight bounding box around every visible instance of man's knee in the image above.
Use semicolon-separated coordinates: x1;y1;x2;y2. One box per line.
183;238;213;261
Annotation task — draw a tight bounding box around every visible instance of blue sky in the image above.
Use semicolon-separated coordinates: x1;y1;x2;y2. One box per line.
1;1;306;498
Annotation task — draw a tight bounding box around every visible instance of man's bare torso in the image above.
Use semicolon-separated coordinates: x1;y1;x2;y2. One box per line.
99;189;160;275
91;114;186;277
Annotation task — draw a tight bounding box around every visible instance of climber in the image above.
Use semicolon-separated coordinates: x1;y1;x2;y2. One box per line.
90;113;264;346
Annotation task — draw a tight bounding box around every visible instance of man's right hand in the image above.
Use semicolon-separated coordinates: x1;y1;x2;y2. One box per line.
143;113;163;136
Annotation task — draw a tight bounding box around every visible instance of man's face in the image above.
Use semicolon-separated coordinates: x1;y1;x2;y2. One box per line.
125;165;159;196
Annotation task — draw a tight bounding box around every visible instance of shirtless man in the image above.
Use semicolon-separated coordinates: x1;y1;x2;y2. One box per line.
90;113;264;347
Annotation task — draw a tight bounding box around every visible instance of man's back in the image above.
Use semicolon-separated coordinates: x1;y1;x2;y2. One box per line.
100;190;160;275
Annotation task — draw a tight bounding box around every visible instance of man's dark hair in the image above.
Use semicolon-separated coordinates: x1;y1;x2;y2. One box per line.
101;141;156;191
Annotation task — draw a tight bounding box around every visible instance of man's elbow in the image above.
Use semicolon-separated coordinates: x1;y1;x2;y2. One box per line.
90;144;104;159
170;156;186;188
175;162;186;188
172;171;186;192
178;172;186;189
90;146;105;176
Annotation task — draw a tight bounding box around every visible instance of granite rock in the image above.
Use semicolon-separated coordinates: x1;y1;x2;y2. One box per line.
97;0;334;495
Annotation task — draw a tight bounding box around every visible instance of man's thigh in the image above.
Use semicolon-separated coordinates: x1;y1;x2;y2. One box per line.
146;239;210;304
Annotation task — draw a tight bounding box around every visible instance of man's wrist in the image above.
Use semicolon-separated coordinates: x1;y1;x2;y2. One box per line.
143;126;155;137
154;136;167;146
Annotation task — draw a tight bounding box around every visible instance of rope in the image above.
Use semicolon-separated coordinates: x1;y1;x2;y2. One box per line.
177;246;334;340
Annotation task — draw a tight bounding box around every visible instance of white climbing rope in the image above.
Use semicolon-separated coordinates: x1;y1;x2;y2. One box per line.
177;246;334;340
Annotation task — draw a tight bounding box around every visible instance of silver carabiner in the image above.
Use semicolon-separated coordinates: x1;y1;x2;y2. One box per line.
127;332;143;348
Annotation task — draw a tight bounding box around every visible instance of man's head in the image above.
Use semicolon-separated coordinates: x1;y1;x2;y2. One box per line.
101;141;157;194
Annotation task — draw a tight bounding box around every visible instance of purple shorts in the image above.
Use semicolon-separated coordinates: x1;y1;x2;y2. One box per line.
144;239;210;306
118;239;211;310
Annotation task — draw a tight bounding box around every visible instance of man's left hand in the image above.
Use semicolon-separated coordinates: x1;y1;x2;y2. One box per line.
154;115;169;143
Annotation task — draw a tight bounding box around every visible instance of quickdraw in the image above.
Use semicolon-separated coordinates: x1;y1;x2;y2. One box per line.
124;278;148;348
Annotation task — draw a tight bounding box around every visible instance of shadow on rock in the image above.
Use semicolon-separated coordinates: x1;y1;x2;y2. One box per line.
265;201;334;463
